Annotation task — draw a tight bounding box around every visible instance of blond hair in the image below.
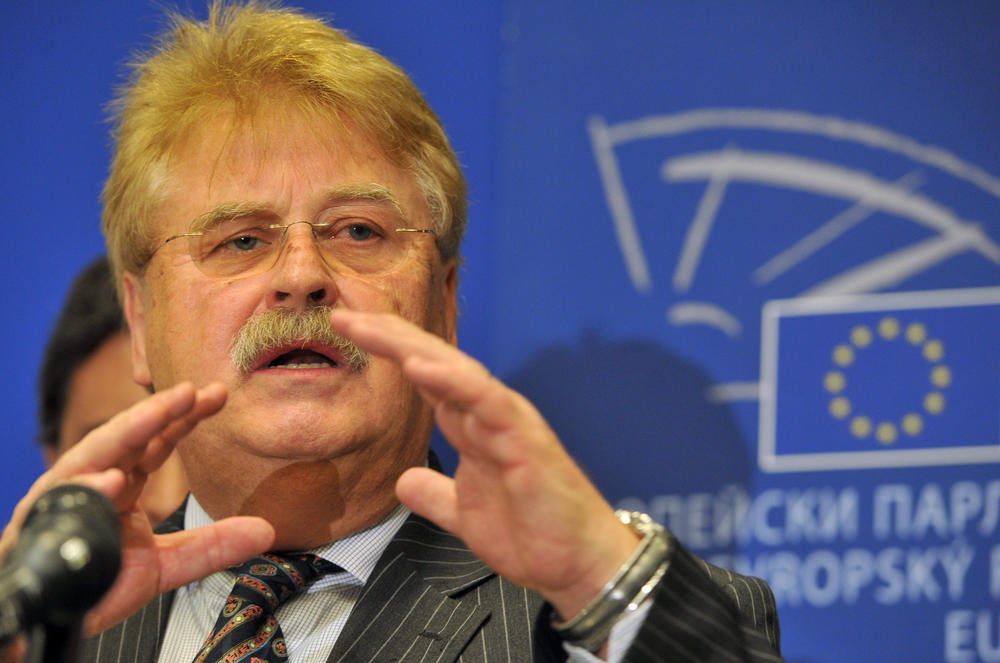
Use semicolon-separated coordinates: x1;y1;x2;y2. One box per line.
103;1;466;289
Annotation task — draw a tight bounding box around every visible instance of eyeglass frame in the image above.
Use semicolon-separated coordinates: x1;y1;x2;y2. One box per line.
148;219;438;277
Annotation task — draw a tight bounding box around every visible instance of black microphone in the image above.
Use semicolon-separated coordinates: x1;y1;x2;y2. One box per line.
0;485;121;645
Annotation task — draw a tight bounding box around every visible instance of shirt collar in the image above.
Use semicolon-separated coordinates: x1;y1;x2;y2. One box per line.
184;494;411;586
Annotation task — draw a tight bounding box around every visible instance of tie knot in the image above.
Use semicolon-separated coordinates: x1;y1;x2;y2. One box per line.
230;552;337;611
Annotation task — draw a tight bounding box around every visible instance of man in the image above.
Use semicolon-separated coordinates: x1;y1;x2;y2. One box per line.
3;3;782;661
38;256;187;524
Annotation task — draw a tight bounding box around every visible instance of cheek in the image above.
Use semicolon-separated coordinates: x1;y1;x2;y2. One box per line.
348;249;443;321
346;271;436;327
145;273;253;374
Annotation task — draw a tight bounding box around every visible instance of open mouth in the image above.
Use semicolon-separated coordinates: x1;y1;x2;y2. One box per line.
265;348;338;369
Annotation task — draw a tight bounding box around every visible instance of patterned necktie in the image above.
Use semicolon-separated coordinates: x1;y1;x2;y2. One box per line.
193;552;337;663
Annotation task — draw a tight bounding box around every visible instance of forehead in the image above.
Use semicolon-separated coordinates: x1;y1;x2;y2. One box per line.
159;107;429;228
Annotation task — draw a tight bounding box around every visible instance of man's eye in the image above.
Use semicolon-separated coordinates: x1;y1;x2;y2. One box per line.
225;235;261;251
346;224;375;241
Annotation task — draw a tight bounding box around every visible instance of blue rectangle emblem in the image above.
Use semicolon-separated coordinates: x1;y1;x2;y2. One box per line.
759;287;1000;472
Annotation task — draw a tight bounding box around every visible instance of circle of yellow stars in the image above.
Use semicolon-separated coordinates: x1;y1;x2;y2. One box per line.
823;316;950;445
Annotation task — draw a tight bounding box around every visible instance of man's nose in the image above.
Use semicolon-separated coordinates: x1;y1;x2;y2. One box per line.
266;222;337;308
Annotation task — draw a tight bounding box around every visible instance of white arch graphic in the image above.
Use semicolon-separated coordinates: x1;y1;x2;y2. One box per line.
588;108;1000;294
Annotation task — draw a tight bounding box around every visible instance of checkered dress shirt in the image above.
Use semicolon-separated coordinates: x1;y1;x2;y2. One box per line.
155;496;645;663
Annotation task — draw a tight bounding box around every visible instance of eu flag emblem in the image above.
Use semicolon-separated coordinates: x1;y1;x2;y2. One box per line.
759;287;1000;472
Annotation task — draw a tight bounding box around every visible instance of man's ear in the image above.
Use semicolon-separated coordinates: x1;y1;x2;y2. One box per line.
122;271;153;387
442;259;459;346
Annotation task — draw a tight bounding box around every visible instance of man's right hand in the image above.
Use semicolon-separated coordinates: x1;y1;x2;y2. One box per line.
0;382;274;637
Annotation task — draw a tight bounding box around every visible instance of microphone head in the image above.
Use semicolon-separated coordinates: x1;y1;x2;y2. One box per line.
4;485;122;625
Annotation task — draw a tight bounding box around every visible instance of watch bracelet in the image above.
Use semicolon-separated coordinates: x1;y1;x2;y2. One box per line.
552;510;672;651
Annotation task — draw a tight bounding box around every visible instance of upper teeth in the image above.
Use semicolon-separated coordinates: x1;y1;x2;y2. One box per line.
280;362;332;369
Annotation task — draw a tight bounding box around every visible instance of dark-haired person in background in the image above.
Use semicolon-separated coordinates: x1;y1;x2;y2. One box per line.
38;256;187;525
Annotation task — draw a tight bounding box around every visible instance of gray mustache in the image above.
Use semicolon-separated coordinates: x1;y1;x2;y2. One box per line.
230;307;370;374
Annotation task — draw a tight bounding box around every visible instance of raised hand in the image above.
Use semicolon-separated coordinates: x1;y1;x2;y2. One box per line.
329;309;639;621
0;382;274;635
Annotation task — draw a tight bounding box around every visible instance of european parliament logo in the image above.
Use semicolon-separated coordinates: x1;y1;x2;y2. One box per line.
759;287;1000;472
589;107;1000;409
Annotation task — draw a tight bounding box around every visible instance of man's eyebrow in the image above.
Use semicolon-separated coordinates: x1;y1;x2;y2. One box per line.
188;185;404;232
191;201;272;232
323;183;404;215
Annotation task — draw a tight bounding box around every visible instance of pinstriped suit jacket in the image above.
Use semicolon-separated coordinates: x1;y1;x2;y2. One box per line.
82;509;782;662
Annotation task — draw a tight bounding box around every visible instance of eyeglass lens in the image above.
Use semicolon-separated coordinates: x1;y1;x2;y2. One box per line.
184;218;432;277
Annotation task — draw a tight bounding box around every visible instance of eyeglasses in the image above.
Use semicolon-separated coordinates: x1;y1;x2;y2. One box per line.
151;216;437;278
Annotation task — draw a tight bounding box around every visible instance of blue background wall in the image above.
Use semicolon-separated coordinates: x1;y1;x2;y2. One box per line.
3;2;999;661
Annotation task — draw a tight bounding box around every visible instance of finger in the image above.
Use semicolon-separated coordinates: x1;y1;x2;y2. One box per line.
134;382;227;474
396;467;459;533
405;354;492;402
83;516;275;635
331;309;476;369
58;470;130;502
42;383;223;517
406;356;531;434
331;310;495;413
156;516;275;592
53;382;199;479
330;309;436;360
3;383;224;562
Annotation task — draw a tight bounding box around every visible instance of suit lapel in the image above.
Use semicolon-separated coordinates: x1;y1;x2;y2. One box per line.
81;587;176;663
326;514;494;663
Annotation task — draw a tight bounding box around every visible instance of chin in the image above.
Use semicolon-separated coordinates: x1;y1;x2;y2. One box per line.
243;423;367;461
